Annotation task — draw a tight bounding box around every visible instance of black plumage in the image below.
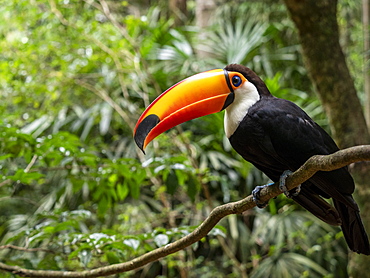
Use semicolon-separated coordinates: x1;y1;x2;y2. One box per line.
225;64;370;255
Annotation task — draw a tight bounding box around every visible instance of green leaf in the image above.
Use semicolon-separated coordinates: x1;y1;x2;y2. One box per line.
117;182;129;200
108;173;118;184
129;180;140;199
105;251;120;264
0;154;12;160
98;195;109;215
165;170;178;195
187;175;199;202
8;169;44;184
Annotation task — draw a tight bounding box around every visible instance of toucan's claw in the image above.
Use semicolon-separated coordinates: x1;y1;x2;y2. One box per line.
252;183;274;208
279;170;301;198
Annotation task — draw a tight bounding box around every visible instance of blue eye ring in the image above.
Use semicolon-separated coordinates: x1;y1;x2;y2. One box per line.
232;75;242;87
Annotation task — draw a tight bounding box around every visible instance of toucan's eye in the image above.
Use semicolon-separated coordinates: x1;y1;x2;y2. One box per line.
232;75;242;87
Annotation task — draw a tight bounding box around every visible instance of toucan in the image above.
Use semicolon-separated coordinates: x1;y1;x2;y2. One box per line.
134;64;370;255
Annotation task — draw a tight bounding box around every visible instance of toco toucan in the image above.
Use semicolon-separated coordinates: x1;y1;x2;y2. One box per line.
134;64;370;255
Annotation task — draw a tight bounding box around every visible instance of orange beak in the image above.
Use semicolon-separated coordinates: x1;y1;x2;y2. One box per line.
134;68;246;153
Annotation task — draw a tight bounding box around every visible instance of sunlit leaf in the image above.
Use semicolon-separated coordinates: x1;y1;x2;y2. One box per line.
123;238;140;250
154;234;169;247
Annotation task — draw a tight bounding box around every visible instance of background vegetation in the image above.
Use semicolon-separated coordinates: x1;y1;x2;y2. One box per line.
0;0;366;277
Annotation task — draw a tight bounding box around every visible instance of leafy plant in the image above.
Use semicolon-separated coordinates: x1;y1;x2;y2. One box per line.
0;0;358;277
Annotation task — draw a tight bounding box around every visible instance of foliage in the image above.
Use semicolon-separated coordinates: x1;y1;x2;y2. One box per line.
0;0;364;277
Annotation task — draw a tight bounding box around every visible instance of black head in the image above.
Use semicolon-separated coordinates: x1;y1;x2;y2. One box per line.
224;64;272;98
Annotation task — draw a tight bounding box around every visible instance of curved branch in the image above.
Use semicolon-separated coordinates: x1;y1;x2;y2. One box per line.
1;145;370;277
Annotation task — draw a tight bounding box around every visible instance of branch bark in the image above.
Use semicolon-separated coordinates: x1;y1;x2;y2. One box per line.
1;145;370;277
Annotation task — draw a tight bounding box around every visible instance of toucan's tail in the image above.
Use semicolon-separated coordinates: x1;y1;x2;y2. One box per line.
333;199;370;255
292;185;341;226
292;184;370;255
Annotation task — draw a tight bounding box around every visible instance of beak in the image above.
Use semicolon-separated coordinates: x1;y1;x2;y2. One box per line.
134;68;245;153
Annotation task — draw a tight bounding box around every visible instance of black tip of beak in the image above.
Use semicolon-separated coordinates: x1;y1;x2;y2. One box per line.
134;114;160;154
221;92;235;111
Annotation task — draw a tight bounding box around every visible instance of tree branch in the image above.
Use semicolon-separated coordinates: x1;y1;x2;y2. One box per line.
1;145;370;277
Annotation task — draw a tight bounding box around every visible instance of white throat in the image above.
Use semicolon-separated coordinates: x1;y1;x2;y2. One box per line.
224;82;260;138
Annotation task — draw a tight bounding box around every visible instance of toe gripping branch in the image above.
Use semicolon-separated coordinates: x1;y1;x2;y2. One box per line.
252;183;274;208
279;170;301;198
252;170;301;209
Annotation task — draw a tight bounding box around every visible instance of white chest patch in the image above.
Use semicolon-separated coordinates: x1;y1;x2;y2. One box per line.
224;82;260;138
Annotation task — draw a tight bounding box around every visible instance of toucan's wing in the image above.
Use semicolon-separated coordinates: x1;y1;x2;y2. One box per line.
237;97;355;207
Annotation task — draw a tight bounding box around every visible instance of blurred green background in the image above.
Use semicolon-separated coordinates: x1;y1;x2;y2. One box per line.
0;0;365;277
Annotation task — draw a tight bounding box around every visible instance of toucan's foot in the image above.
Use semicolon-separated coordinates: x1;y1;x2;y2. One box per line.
252;183;274;208
279;170;301;198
